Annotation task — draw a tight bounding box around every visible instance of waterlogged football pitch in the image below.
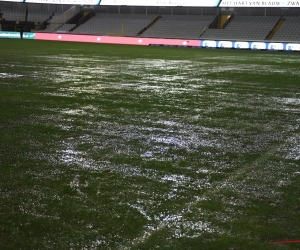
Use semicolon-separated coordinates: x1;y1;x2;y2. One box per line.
0;39;300;249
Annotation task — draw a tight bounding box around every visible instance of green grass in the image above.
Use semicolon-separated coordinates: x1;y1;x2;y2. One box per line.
0;39;300;249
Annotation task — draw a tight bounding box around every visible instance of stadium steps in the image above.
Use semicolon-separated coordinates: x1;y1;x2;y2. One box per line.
271;16;300;42
66;9;95;33
199;14;233;37
199;26;208;37
43;5;80;33
221;13;234;29
266;18;285;40
36;12;55;31
137;15;161;36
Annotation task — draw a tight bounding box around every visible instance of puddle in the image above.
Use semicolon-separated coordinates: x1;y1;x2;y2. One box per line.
0;72;24;78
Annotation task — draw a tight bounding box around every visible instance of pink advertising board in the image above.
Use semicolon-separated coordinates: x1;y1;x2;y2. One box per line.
34;33;200;47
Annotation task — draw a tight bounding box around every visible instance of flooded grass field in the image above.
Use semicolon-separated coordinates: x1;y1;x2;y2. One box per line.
0;39;300;249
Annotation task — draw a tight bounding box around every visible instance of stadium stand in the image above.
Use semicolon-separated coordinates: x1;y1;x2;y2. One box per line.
0;4;71;23
72;13;159;37
141;14;216;39
0;5;72;31
56;23;77;33
0;7;27;22
272;16;300;42
27;10;51;24
0;2;299;43
201;15;280;41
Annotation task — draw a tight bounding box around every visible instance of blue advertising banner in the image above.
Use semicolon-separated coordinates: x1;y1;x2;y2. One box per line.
0;0;24;2
0;32;35;39
200;39;300;51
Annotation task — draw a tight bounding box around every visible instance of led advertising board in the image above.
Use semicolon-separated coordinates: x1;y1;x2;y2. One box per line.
25;0;101;4
0;31;35;39
219;0;300;7
0;0;24;2
0;31;299;51
100;0;220;6
99;0;300;6
1;0;299;6
1;0;299;7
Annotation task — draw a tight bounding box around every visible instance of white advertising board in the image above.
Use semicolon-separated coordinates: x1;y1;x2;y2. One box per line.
2;0;300;6
100;0;220;6
219;0;300;7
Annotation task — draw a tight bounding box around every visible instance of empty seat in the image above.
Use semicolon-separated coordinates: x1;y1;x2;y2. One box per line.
201;15;280;41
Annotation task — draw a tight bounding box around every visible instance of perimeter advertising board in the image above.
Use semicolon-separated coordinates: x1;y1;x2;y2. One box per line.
1;0;299;6
0;31;299;51
99;0;219;6
25;0;101;4
0;31;35;39
219;0;300;7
